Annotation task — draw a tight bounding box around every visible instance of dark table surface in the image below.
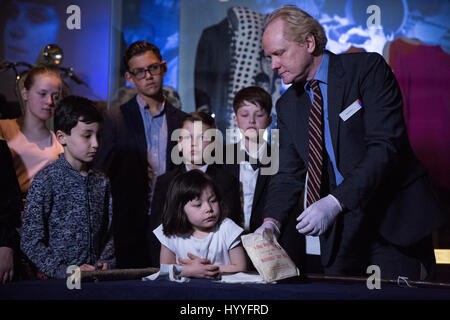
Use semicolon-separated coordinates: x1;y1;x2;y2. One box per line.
1;277;449;301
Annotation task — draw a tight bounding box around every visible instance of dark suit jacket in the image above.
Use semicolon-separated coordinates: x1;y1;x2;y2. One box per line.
264;51;448;268
146;164;243;267
94;95;186;268
224;143;271;231
0;140;21;250
224;143;305;269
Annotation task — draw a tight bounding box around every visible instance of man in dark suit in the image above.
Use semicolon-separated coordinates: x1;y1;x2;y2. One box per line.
0;140;22;283
95;41;186;268
258;6;448;280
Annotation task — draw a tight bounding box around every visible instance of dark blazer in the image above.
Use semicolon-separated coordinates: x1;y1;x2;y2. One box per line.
264;51;448;268
94;95;186;268
224;143;305;268
224;143;271;231
0;140;21;250
146;164;243;267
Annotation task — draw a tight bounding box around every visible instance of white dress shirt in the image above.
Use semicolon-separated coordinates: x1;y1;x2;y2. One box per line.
238;140;265;231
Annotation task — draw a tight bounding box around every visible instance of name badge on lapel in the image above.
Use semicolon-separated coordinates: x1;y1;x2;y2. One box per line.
339;99;363;121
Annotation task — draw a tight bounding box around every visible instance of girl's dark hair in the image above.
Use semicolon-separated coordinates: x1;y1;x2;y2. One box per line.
162;170;228;237
54;95;103;134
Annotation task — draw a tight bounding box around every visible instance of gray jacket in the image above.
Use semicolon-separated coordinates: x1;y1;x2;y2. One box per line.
21;154;115;279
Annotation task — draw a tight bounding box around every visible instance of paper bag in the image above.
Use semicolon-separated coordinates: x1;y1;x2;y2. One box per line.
241;229;300;283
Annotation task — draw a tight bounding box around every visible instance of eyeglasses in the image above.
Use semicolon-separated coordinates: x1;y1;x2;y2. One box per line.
129;63;164;79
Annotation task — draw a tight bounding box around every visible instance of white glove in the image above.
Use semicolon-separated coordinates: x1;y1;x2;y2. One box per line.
296;194;343;236
255;220;280;239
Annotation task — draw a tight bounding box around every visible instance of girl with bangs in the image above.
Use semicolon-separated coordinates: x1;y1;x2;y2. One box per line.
153;169;247;279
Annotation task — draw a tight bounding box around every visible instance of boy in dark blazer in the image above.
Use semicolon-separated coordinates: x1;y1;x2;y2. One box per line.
147;112;242;267
95;41;186;268
225;86;305;269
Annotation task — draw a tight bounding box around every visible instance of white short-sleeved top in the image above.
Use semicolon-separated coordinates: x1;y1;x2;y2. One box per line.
153;218;244;265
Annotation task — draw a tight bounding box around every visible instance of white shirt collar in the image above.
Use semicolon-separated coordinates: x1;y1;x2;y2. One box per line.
185;164;208;173
239;139;266;159
136;94;166;115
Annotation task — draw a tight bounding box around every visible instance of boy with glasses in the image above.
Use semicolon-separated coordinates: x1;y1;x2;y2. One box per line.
95;41;186;268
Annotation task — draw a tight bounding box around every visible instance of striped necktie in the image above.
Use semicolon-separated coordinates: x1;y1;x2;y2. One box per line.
306;80;324;207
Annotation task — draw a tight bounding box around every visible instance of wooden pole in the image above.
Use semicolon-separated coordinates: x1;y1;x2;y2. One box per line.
80;267;159;282
306;273;450;289
79;268;450;288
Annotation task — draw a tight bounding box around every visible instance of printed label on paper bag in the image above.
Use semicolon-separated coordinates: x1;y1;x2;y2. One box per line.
241;229;300;283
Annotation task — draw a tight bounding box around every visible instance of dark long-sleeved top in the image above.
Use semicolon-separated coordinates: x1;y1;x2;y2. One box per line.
20;154;115;279
0;140;21;250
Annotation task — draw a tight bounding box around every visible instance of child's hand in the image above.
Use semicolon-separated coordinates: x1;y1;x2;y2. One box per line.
79;264;96;271
178;253;211;265
178;253;219;279
0;247;14;284
96;262;109;270
181;260;220;279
